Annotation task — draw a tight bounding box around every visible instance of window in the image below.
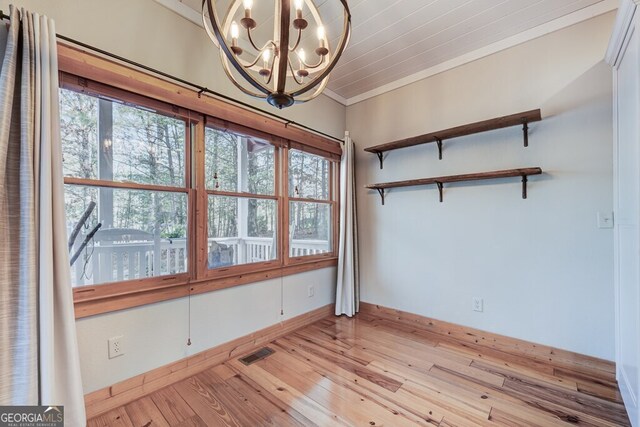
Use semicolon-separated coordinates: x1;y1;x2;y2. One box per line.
58;56;341;317
60;87;190;287
204;126;278;271
287;150;335;259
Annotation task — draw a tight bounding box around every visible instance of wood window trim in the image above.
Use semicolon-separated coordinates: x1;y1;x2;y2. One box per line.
59;42;341;318
57;42;341;156
74;258;337;318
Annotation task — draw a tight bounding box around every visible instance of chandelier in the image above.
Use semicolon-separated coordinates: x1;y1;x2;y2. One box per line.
202;0;351;109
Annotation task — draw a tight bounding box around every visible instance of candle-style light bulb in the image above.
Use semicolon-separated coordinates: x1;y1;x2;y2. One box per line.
231;21;239;39
315;25;328;56
243;0;254;21
296;48;309;81
259;47;272;79
263;48;271;67
229;21;243;55
240;0;256;28
294;0;304;19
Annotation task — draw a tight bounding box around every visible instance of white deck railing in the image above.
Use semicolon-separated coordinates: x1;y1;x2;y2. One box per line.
71;237;330;286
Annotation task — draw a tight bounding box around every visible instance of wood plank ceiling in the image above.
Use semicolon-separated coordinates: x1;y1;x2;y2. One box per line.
177;0;610;101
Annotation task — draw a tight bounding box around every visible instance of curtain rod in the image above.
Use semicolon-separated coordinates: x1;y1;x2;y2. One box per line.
0;10;343;143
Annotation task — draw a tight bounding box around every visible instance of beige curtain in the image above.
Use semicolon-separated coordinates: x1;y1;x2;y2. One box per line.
335;131;359;317
0;6;85;425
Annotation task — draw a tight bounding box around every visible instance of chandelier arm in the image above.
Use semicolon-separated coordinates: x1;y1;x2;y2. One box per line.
289;28;303;52
288;58;305;85
204;0;271;96
275;0;291;94
293;75;330;103
239;40;278;69
219;50;268;99
290;0;350;98
265;56;275;85
246;27;263;52
241;52;264;69
302;55;327;70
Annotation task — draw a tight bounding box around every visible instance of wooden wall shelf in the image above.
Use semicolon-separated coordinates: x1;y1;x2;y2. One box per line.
366;167;542;205
364;109;542;168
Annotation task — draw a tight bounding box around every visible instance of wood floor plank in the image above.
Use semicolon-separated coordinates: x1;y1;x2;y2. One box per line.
282;334;404;392
124;396;170;427
430;364;620;427
553;366;619;390
502;377;629;426
88;407;135;427
272;338;445;425
450;346;579;391
258;351;421;427
226;357;352;426
88;313;630;427
149;386;204;426
221;366;313;427
172;418;207;427
296;324;353;350
172;375;245;426
576;380;624;403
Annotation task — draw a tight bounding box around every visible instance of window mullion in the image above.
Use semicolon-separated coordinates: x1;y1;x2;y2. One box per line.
282;147;291;266
193;120;208;280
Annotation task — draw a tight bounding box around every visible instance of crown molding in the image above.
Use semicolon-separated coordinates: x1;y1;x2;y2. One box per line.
155;0;617;108
322;88;348;105
344;0;618;106
155;0;202;26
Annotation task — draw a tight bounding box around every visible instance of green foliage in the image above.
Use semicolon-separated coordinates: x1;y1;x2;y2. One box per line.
60;88;187;239
161;224;187;239
288;150;330;240
60;88;330;256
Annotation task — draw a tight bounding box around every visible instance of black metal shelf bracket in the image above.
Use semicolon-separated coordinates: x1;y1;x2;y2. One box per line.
376;152;384;169
435;137;443;160
376;188;385;205
523;120;529;147
436;182;444;203
522;175;528;199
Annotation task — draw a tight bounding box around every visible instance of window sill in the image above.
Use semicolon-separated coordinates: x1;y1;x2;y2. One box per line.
73;257;338;319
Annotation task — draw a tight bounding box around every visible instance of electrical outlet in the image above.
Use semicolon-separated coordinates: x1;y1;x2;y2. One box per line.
472;297;483;312
108;336;124;359
307;285;315;298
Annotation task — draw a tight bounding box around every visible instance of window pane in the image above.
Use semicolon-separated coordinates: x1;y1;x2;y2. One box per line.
60;88;186;187
289;202;331;257
65;185;188;287
60;89;98;179
208;195;277;268
288;150;329;200
205;127;275;195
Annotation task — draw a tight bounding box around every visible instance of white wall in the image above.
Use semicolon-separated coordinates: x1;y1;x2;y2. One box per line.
76;268;336;393
346;13;616;360
0;0;343;393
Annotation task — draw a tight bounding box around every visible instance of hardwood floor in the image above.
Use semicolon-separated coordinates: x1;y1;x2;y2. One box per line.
88;314;630;426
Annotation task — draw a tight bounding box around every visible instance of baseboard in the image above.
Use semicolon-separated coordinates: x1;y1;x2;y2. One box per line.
619;367;638;426
359;302;616;383
84;304;334;419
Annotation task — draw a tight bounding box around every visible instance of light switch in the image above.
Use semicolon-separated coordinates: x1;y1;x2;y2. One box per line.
597;212;614;229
